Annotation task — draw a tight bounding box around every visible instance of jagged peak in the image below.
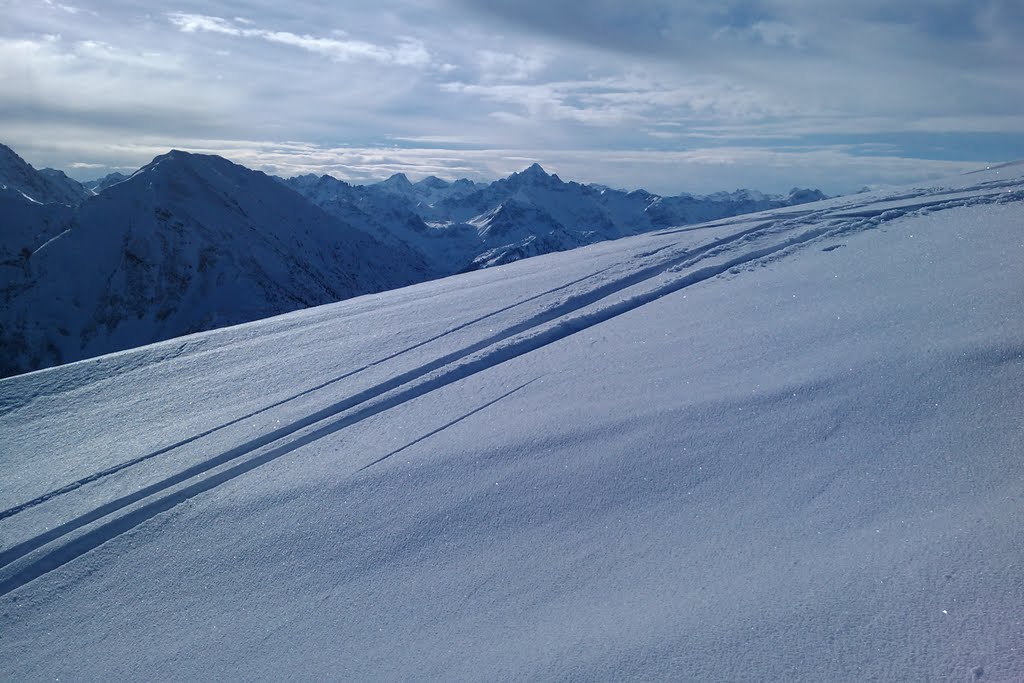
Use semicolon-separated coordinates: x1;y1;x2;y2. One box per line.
520;162;548;177
503;163;563;190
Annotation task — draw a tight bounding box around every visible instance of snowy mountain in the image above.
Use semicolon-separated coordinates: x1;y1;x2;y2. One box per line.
37;168;93;203
0;141;862;380
288;162;826;273
368;173;483;208
282;172;475;274
0;141;829;378
82;171;129;193
0;144;90;206
0;150;430;377
2;162;1022;681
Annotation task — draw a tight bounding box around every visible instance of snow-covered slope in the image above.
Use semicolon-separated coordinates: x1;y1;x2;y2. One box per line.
0;151;430;377
2;163;1022;681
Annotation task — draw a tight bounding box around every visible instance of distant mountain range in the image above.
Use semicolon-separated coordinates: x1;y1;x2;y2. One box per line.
0;142;826;377
284;162;826;271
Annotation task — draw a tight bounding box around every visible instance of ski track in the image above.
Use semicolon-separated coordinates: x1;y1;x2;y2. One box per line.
2;218;760;528
0;183;1016;597
0;264;619;523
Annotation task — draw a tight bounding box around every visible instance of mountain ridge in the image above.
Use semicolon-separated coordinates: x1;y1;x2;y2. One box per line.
285;160;826;271
0;149;429;377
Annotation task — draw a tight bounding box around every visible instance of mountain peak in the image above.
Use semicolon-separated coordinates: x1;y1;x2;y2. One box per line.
157;149;194;162
521;163;548;177
0;143;89;205
149;149;246;170
83;172;129;193
371;173;416;196
145;150;205;171
504;163;562;189
382;172;412;186
416;175;450;189
139;150;249;182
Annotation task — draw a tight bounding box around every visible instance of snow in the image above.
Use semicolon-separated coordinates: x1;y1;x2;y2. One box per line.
1;165;1023;680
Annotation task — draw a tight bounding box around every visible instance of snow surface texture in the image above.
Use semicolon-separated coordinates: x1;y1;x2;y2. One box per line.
1;164;1023;681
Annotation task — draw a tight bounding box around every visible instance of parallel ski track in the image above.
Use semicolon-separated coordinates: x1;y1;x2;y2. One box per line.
0;264;620;523
0;187;1017;597
0;217;774;526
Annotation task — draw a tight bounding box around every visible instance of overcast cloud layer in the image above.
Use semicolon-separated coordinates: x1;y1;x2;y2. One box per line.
3;0;1022;193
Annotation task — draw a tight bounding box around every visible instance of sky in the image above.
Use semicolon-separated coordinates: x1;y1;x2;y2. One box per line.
2;0;1022;195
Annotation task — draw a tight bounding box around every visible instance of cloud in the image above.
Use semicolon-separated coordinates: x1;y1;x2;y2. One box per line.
2;0;1020;196
41;0;90;15
440;73;794;135
166;13;240;35
715;21;806;49
167;12;431;67
476;49;548;82
0;35;236;132
447;0;1024;115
